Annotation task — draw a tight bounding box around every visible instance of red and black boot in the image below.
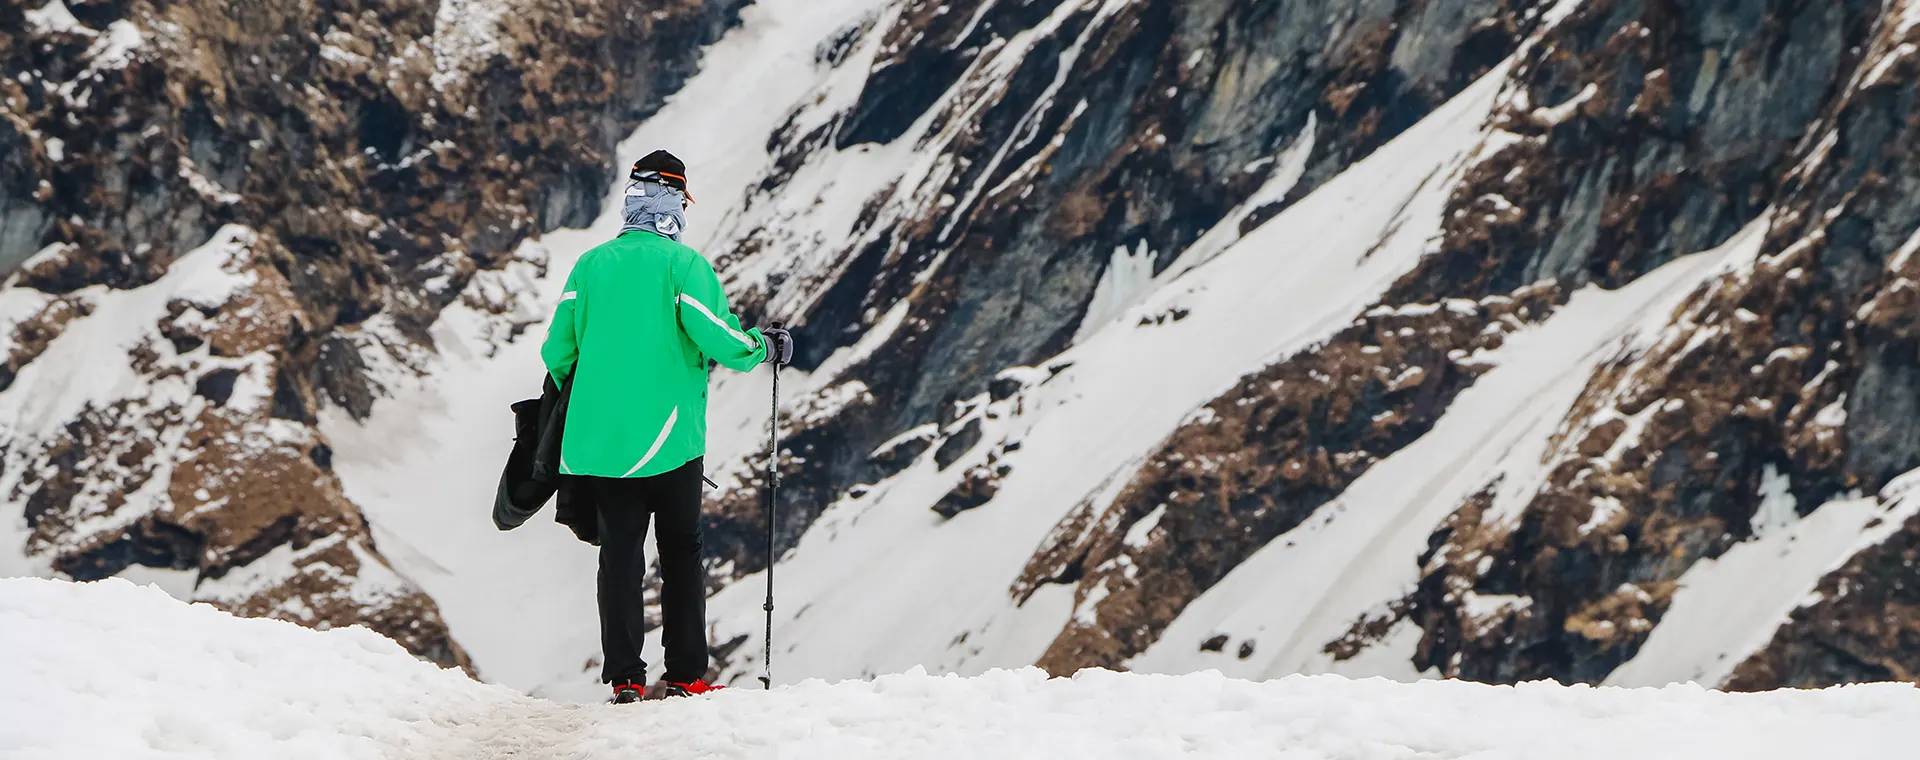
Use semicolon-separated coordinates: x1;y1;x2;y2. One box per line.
610;680;644;705
656;679;724;699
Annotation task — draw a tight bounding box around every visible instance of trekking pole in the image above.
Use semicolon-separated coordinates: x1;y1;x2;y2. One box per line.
760;321;782;690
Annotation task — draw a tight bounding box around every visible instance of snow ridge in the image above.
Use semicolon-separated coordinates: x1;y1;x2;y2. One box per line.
9;577;1920;760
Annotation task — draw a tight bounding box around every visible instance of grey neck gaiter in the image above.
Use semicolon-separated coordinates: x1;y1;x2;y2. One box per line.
621;180;688;242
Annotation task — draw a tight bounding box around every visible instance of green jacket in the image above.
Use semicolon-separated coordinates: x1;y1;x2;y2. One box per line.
541;230;767;478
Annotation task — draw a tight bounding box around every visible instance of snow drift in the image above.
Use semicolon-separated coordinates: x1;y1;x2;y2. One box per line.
4;578;1919;760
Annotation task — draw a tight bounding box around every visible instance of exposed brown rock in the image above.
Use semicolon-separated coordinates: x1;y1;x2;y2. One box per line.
1325;598;1414;662
933;444;1012;519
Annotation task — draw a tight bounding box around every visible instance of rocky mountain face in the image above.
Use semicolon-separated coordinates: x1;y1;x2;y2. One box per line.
703;0;1547;580
8;0;1920;694
1;0;744;667
1404;0;1920;687
689;0;1920;689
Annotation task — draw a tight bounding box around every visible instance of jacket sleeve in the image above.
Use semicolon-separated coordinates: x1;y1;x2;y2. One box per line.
676;254;767;372
541;267;582;383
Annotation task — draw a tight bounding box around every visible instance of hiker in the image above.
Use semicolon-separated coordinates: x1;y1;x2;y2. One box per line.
540;150;794;704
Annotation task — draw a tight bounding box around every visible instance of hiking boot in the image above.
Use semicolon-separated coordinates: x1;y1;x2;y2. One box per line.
656;678;724;698
611;681;644;704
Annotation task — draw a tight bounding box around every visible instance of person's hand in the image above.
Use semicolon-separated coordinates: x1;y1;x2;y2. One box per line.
763;327;794;367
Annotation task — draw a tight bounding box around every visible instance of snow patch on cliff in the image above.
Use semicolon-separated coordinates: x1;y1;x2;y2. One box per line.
1609;468;1920;688
24;1;88;36
0;224;256;438
1072;241;1157;344
1158;113;1317;281
429;0;511;90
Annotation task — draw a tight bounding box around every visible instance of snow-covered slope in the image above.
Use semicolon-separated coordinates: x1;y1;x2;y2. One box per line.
10;578;1920;760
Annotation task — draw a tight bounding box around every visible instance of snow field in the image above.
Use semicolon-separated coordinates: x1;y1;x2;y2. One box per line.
7;577;1920;760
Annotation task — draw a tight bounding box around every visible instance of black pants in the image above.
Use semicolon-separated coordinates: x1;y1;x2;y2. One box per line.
584;458;709;685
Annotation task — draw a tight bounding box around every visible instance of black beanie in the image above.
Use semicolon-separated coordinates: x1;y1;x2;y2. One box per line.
631;150;691;198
